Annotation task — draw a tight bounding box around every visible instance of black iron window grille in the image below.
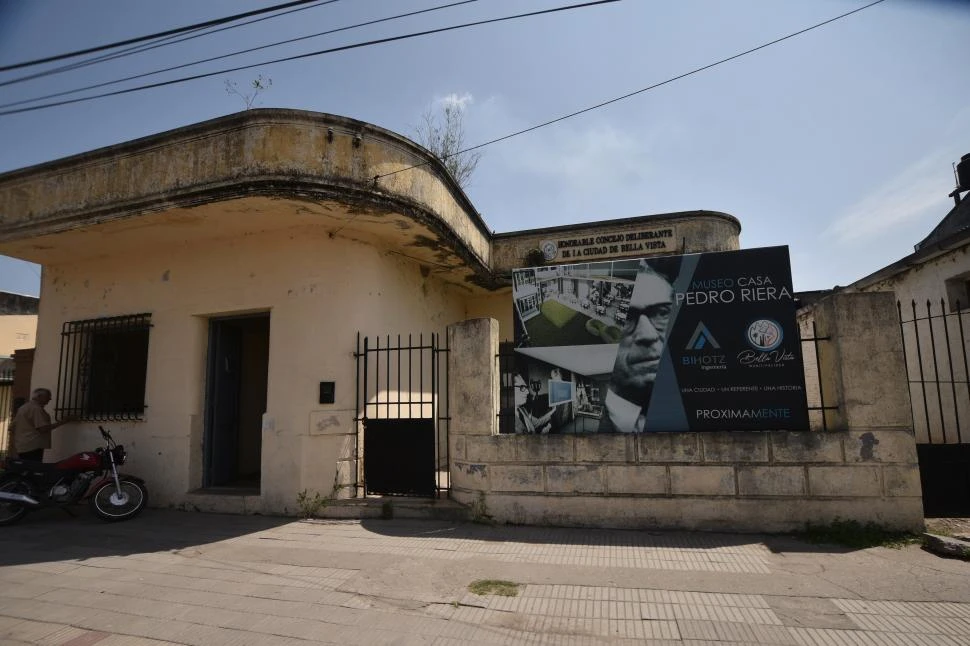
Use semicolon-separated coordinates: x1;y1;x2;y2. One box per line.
56;313;152;421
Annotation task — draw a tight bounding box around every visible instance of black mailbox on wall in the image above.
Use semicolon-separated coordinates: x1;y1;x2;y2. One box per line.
319;381;335;404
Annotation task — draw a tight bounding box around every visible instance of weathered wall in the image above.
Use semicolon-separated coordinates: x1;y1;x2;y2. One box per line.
0;109;494;290
30;223;466;515
0;292;39;315
465;289;514;341
451;429;922;532
448;294;923;532
491;212;740;274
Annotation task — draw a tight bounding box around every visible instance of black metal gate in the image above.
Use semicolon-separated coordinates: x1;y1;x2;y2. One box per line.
1;364;14;457
354;333;449;497
899;299;970;516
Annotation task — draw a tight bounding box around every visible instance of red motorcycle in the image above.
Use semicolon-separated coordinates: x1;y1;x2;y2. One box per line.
0;426;148;525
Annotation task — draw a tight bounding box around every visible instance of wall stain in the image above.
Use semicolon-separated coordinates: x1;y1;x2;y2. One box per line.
858;432;880;460
315;416;341;432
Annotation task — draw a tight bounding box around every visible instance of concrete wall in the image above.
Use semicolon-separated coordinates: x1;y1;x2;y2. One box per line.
451;428;922;532
448;291;923;533
30;224;466;515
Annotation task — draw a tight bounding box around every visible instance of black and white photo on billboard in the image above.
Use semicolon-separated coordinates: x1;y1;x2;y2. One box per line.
508;246;810;433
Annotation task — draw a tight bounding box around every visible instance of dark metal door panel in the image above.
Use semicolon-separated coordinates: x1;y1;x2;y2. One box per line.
206;322;242;487
363;418;436;496
918;444;970;517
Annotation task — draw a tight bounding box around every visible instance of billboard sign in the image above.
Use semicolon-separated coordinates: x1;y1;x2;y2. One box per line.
509;246;808;433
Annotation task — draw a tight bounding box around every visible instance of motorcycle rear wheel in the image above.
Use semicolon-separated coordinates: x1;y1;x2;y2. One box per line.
0;477;31;526
90;478;148;522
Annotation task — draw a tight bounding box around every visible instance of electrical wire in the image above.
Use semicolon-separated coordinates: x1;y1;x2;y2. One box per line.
374;0;887;183
0;0;328;73
0;0;620;117
0;0;481;107
0;0;342;88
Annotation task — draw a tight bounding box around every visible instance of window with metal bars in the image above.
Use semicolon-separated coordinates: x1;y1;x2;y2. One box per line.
56;313;152;421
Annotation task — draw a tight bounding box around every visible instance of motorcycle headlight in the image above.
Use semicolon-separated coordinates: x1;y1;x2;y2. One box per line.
112;445;127;465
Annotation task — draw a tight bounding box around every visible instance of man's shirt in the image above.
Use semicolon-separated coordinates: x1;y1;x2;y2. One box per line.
13;400;52;453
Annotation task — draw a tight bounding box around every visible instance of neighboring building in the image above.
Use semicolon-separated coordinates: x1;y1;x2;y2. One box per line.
838;153;970;515
0;291;37;455
0;291;38;358
0;109;740;515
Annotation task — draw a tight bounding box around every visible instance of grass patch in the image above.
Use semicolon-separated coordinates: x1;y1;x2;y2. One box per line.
468;579;520;597
797;519;923;550
540;300;578;328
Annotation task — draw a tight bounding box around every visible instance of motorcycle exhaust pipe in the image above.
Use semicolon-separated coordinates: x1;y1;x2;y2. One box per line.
0;491;40;506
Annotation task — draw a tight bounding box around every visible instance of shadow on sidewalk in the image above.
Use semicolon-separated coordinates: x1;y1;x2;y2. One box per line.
0;506;293;567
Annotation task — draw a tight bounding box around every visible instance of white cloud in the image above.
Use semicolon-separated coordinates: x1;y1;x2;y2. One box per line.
504;122;658;192
434;92;474;110
826;151;957;244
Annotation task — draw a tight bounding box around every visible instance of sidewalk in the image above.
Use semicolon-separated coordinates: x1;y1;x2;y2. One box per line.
1;507;968;645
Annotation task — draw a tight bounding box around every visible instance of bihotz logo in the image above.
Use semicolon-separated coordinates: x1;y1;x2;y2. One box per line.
682;321;726;370
686;321;720;350
738;319;794;367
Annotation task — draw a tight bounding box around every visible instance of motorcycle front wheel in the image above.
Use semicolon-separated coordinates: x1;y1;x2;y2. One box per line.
0;477;32;526
90;478;148;522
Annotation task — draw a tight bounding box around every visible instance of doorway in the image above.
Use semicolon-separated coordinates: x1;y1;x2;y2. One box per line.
204;314;270;491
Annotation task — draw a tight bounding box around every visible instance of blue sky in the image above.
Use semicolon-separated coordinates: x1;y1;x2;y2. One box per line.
0;0;968;296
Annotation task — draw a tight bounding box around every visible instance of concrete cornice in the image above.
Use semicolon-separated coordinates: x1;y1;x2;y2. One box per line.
0;108;741;288
492;210;741;238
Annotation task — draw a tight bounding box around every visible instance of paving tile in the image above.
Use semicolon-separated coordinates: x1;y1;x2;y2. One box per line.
789;626;963;646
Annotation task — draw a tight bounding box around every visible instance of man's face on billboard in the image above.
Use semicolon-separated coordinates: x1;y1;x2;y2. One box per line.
612;268;673;405
513;374;530;408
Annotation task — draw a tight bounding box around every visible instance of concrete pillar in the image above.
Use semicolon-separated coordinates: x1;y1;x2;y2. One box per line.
814;292;913;431
447;318;500;438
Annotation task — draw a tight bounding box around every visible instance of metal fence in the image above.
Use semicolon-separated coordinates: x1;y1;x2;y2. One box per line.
898;299;970;445
354;332;450;497
899;299;970;515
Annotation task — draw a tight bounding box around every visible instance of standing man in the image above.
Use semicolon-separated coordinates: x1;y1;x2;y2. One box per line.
13;388;73;461
598;261;676;433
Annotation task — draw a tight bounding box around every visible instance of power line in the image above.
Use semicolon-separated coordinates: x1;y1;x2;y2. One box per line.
0;0;481;108
0;0;341;88
0;0;620;117
0;0;327;73
374;0;887;183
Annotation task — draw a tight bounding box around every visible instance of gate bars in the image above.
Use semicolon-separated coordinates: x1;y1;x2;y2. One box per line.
0;366;13;457
353;332;450;496
898;299;970;445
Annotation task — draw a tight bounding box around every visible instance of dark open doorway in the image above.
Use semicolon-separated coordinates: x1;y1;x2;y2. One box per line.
204;313;269;491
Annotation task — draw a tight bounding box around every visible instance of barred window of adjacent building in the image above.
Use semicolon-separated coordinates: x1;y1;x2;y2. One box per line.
56;313;152;421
